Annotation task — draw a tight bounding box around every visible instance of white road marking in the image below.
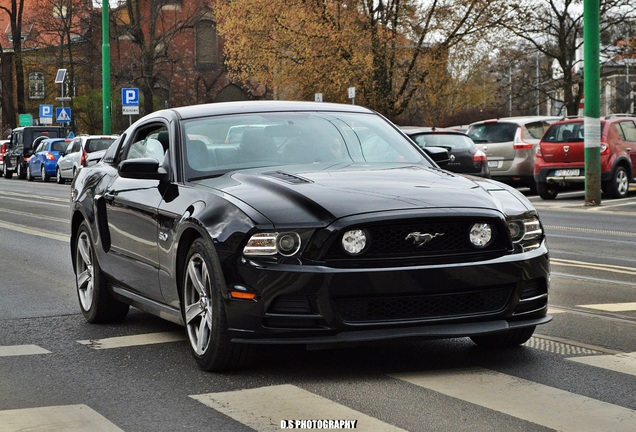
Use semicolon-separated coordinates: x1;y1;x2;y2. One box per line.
77;331;185;349
0;220;69;242
391;368;636;432
191;384;406;432
0;404;123;431
0;345;51;357
579;302;636;312
568;352;636;378
551;258;636;276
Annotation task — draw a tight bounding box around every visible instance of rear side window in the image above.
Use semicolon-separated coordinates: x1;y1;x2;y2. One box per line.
51;141;68;152
86;138;116;153
542;122;584;143
522;121;553;140
617;121;636;142
467;123;517;143
412;133;473;150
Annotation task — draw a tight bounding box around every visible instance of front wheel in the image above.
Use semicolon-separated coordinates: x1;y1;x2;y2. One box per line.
182;238;250;371
537;182;558;200
470;326;535;348
74;221;129;323
605;166;629;199
17;162;26;179
2;163;12;179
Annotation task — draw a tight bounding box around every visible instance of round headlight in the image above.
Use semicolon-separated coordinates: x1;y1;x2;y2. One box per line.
469;223;493;248
342;229;368;255
276;232;301;256
508;221;523;241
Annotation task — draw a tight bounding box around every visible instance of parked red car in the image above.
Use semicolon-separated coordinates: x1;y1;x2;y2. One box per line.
534;115;636;199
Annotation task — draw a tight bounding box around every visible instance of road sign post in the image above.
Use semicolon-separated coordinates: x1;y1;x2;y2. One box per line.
122;88;140;126
39;105;53;125
583;0;601;206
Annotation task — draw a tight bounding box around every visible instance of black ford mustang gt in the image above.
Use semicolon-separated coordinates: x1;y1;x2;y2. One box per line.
70;101;551;371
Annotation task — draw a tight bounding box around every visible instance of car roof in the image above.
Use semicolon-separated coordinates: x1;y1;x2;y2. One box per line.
152;101;375;120
469;116;561;125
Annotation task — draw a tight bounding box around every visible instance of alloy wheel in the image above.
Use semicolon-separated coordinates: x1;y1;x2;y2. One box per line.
615;169;628;197
183;253;213;356
76;231;95;311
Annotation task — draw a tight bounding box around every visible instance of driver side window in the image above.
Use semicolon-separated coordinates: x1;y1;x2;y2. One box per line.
123;124;169;165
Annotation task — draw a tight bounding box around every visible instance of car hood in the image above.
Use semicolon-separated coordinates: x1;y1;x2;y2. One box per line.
194;164;533;226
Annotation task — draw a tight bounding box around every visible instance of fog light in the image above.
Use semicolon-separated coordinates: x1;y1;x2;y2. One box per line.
469;223;493;248
342;229;368;255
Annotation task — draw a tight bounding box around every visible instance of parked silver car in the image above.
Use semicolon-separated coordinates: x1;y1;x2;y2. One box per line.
56;135;118;183
467;116;560;191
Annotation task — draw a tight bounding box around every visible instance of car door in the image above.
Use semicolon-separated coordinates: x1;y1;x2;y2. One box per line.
617;120;636;178
98;122;169;301
58;141;75;176
30;142;46;175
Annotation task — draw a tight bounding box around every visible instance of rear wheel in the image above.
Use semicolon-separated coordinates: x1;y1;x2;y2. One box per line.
26;165;34;181
17;162;26;179
74;221;129;323
182;238;250;371
3;164;12;179
537;182;558;200
56;167;64;184
41;166;50;182
605;166;629;199
470;326;535;348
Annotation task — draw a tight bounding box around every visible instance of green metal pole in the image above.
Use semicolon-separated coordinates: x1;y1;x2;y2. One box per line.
584;0;601;205
102;0;111;134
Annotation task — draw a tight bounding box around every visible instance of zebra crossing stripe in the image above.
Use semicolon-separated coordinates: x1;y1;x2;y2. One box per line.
578;302;636;312
0;345;51;357
191;384;407;432
391;367;636;432
77;331;185;349
568;352;636;378
0;404;122;431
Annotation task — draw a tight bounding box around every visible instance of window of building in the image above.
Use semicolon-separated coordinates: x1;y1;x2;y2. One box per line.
196;19;218;67
29;72;45;99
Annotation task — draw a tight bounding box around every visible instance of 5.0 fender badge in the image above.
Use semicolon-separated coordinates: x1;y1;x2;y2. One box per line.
405;231;444;247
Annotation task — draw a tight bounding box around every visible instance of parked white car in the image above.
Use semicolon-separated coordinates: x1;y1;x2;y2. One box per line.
56;135;118;183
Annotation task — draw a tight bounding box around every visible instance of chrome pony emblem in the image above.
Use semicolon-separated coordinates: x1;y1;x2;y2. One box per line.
405;231;444;247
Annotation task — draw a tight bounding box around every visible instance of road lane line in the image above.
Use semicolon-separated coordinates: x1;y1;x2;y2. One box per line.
544;225;636;237
191;384;406;432
0;345;51;357
0;220;69;242
551;258;636;276
391;368;636;432
579;302;636;312
77;331;185;349
552;272;636;288
0;206;68;223
568;352;636;378
0;190;70;203
0;404;123;431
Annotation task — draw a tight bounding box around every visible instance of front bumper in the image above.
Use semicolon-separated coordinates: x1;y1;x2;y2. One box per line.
224;243;551;344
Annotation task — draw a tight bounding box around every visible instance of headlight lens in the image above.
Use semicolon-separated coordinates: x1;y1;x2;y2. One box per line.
342;229;369;255
469;223;493;248
508;216;543;251
243;232;302;257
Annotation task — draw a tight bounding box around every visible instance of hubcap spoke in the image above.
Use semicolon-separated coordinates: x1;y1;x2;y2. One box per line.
184;302;204;325
187;260;205;296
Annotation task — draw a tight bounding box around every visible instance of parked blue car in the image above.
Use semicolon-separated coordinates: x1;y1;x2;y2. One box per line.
27;138;71;182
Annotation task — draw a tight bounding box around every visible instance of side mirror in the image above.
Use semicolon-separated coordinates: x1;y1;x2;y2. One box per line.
422;146;450;167
118;158;168;181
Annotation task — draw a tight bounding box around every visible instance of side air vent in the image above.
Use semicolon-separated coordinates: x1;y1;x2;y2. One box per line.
264;171;312;184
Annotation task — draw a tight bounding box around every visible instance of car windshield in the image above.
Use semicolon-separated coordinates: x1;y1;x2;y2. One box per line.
86;138;116;153
410;133;473;151
542;122;585;143
467;123;517;143
182;111;429;179
50;141;68;152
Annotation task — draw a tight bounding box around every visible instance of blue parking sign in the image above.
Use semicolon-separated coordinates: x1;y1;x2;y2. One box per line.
39;104;53;118
122;88;139;106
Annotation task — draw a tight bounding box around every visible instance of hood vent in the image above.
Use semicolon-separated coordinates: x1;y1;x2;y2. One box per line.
264;171;313;184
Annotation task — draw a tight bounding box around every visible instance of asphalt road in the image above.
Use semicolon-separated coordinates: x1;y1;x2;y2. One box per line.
1;177;635;432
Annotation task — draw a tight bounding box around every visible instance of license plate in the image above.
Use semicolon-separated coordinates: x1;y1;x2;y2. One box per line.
488;161;499;168
553;169;580;176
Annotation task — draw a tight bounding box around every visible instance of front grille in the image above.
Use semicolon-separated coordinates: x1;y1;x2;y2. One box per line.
325;218;509;260
334;286;513;323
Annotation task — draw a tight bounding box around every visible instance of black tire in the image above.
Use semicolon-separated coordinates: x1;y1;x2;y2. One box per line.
526;181;538;195
41;166;50;182
181;238;250;371
470;326;535;348
537;182;558;200
3;164;12;179
74;221;129;323
605;166;629;199
17;162;26;179
26;165;34;181
56;167;65;184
